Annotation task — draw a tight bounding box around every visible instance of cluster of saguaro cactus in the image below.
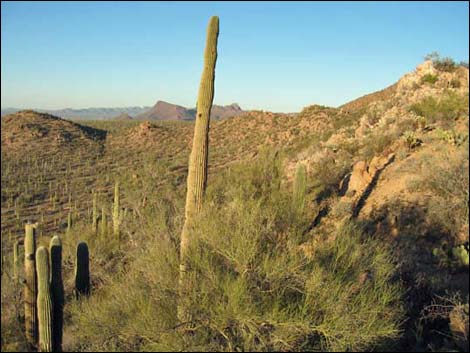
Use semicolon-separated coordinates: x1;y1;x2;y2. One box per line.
178;15;219;323
18;222;89;351
293;163;307;213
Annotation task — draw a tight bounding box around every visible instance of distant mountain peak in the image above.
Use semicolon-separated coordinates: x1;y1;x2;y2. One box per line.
135;101;244;121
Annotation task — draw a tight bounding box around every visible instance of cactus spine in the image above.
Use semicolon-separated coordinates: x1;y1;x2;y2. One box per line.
75;242;90;299
24;223;38;349
178;16;219;323
92;191;98;234
113;181;120;239
36;247;53;352
293;163;307;212
50;236;64;352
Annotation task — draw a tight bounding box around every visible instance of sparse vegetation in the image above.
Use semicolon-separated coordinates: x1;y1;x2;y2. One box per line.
425;52;458;72
63;155;404;352
409;91;469;125
421;73;438;84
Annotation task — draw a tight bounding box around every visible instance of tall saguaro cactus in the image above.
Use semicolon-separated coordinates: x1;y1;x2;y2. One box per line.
36;247;53;352
113;181;120;239
75;242;90;299
50;236;64;352
178;16;219;323
24;223;38;349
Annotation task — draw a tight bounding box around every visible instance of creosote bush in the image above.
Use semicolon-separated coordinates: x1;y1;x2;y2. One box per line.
409;91;469;126
67;153;403;352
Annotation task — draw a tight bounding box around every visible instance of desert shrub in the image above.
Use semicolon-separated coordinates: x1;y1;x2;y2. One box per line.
409;91;469;126
410;143;469;241
360;129;400;161
459;61;469;69
421;74;438;85
309;153;351;199
450;78;461;88
402;131;422;150
434;128;468;146
419;294;469;351
67;154;404;352
425;52;457;72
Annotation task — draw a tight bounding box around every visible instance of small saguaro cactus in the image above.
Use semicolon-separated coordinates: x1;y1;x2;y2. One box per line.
75;242;90;299
92;191;98;234
113;181;120;239
178;15;219;323
67;211;72;235
293;163;307;213
13;240;19;282
50;236;64;352
24;223;38;349
36;247;53;352
100;207;107;237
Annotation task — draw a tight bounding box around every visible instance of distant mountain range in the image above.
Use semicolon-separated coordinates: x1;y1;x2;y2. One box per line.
134;101;243;120
0;106;151;120
1;101;244;121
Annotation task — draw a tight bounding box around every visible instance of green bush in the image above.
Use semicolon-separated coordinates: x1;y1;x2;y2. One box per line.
67;153;404;352
411;144;469;241
421;74;438;85
424;52;457;72
409;91;469;125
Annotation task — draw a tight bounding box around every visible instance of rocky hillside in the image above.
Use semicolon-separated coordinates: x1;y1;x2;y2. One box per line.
288;59;469;351
1;110;106;155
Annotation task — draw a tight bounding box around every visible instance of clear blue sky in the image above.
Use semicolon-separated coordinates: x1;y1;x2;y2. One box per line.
1;1;468;112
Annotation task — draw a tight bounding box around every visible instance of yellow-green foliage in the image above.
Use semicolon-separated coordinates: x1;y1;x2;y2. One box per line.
409;91;469;125
293;163;307;212
421;74;438;84
67;154;403;352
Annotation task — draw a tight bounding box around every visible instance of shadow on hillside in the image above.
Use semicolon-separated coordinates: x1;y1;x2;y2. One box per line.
77;123;108;142
352;154;396;218
358;198;469;351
